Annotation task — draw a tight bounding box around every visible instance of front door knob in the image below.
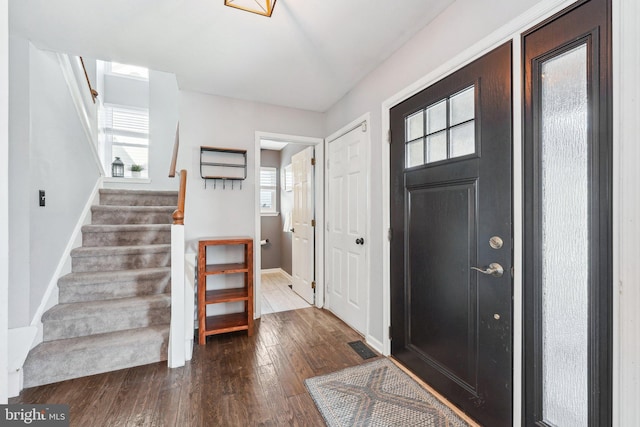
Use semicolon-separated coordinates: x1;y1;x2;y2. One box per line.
470;262;504;278
355;237;364;245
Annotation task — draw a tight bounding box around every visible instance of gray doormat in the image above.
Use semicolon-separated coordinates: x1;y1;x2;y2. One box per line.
305;358;469;426
348;340;377;359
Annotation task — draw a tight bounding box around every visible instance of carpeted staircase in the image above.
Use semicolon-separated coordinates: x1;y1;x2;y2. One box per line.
22;189;178;388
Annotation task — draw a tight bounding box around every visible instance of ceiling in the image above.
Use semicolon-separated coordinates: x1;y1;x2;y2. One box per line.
9;0;455;112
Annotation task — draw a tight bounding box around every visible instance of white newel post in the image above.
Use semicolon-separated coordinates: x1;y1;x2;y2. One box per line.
168;224;186;368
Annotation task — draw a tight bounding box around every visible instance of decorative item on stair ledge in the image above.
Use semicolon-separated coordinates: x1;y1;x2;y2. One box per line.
111;157;124;178
130;164;144;178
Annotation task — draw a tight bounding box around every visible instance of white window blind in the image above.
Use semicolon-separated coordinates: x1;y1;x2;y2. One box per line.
260;167;277;214
105;105;149;177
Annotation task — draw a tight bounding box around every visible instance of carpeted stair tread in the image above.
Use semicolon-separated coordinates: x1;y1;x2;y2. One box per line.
70;244;171;272
58;267;170;285
42;294;171;340
81;224;171;246
58;268;171;303
71;244;171;257
23;324;169;388
99;189;178;206
91;205;175;225
43;294;171;322
82;224;171;232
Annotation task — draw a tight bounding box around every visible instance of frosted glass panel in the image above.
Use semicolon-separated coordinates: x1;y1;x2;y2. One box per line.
540;43;589;427
449;121;475;158
406;139;424;168
406;110;424;141
426;132;447;163
426;100;447;133
450;86;474;125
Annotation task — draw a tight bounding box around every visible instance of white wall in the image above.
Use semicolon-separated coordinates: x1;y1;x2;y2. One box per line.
8;36;30;327
178;91;324;251
613;0;640;424
1;0;10;404
8;40;101;327
102;69;179;191
324;0;542;346
103;73;148;109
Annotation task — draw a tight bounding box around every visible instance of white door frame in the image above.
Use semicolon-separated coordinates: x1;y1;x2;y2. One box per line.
254;132;324;318
325;113;372;342
0;0;9;402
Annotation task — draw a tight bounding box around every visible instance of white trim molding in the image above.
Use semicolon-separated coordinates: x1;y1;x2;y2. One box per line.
1;0;9;403
612;0;640;424
254;131;324;319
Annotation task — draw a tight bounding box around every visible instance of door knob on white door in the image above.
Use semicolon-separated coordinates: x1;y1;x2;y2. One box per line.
355;237;364;245
470;262;504;277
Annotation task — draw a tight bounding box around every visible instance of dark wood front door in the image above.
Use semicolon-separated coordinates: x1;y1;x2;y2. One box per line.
390;42;513;426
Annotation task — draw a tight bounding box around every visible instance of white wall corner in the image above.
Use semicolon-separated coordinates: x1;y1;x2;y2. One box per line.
168;224;186;368
185;251;197;352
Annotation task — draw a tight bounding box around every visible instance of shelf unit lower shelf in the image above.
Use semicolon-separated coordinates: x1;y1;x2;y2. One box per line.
202;312;251;337
197;237;254;345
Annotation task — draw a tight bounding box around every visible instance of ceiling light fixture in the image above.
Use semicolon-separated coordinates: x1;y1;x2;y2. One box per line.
224;0;276;17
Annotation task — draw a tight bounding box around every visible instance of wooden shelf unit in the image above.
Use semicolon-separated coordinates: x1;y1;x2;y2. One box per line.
197;237;254;344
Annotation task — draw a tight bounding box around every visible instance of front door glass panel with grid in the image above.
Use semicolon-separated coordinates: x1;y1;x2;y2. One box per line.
405;86;476;168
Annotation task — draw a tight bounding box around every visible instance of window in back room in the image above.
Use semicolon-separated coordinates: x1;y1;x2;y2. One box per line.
260;167;278;214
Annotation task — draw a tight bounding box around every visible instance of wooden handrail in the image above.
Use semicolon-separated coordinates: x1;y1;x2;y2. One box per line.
169;123;179;178
172;169;187;225
79;57;98;103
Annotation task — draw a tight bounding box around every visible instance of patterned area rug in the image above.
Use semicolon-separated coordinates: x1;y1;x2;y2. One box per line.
305;358;469;427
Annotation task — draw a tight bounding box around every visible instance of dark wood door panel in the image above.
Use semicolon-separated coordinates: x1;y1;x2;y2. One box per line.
406;182;478;389
391;41;513;427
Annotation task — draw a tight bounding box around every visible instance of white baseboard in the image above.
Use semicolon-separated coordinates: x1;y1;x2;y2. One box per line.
8;370;22;398
261;268;292;281
7;326;37;397
365;334;384;355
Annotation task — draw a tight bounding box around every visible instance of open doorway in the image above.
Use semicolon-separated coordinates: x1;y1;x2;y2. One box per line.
254;132;324;319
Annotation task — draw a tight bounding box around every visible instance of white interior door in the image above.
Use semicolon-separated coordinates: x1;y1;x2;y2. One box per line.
291;147;315;304
327;124;368;334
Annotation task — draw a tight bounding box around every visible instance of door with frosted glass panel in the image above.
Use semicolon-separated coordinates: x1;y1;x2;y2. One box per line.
523;0;612;425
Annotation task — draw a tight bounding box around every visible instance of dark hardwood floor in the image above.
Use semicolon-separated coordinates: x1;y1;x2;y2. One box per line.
11;307;379;426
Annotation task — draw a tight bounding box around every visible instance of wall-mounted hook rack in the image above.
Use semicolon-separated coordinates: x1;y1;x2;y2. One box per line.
200;146;247;190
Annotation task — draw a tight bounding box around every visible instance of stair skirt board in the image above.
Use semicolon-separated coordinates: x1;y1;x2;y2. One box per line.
22;189;179;389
